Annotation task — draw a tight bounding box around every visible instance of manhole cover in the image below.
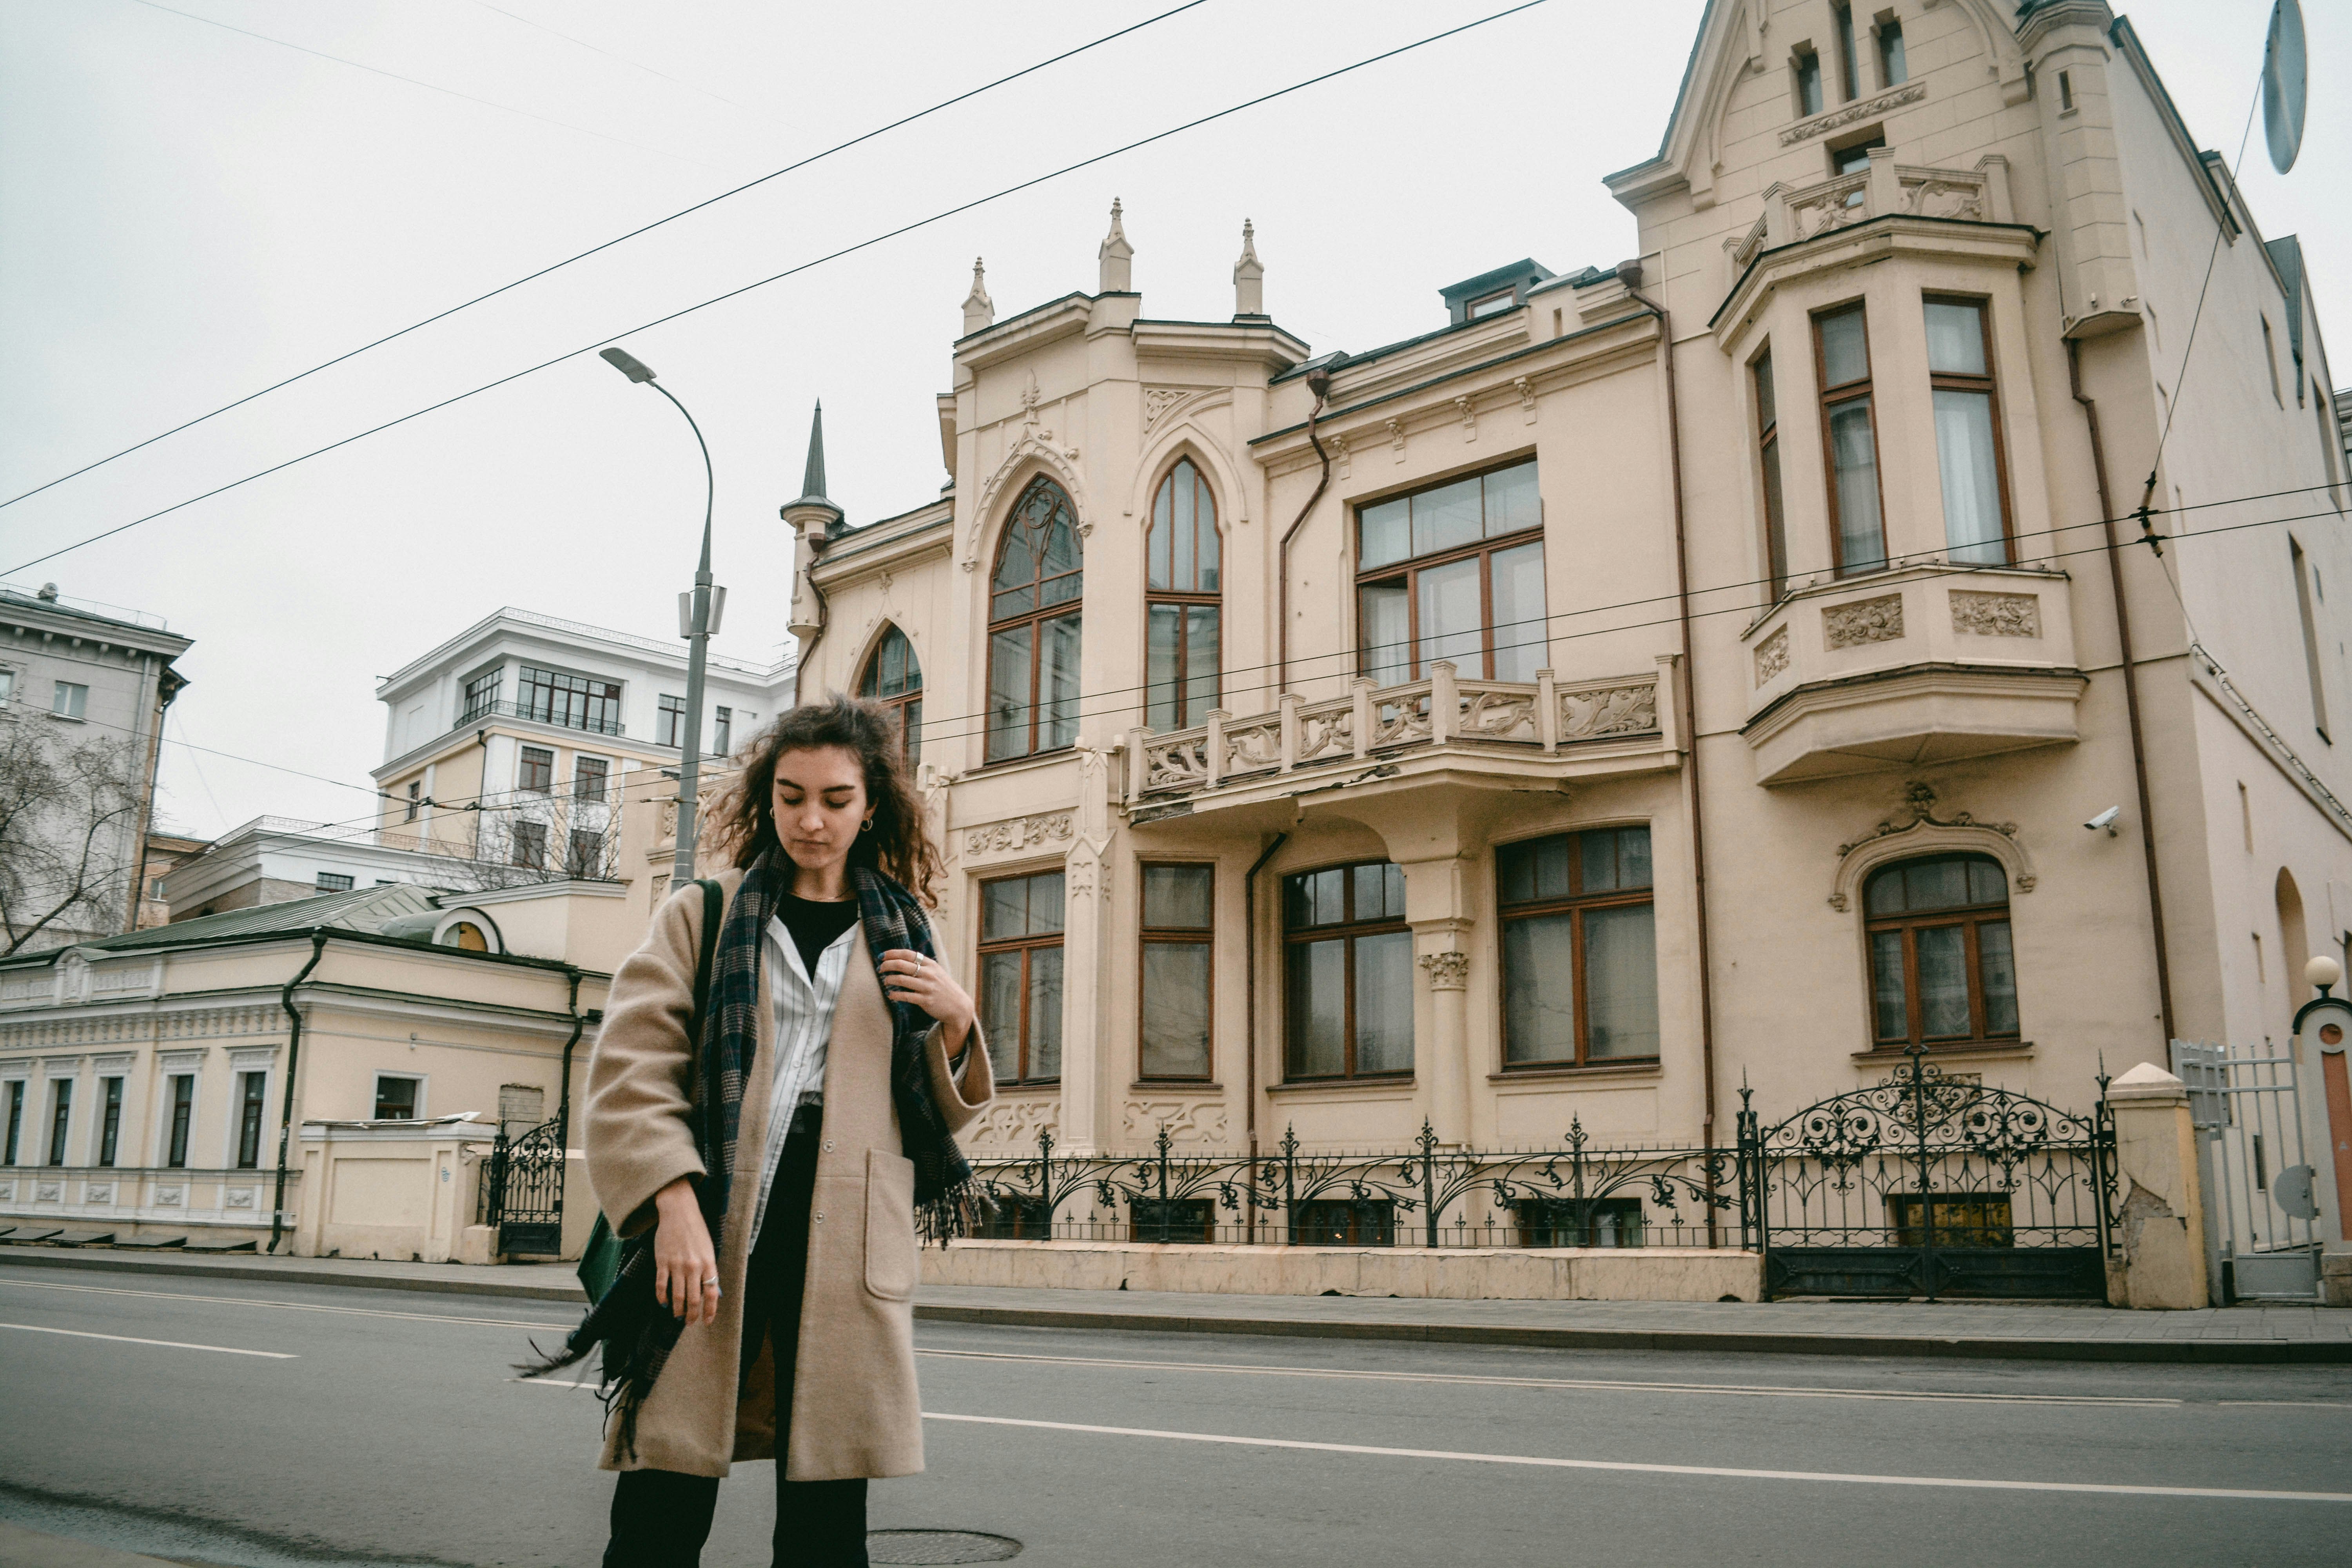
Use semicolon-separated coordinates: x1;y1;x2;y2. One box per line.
866;1529;1022;1564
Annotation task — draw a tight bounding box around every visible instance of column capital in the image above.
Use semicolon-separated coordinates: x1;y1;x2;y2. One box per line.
1417;951;1470;991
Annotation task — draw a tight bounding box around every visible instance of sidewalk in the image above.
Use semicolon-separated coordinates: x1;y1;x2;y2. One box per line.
4;1245;2348;1363
0;1521;180;1568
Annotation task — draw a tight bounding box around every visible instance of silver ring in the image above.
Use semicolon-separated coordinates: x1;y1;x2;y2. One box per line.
701;1275;719;1286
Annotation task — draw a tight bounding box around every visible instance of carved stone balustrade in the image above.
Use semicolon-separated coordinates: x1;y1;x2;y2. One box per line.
1740;563;2085;786
1752;152;2014;260
1122;661;1677;812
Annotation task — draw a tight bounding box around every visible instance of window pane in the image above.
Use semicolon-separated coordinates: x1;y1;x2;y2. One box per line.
1933;388;2006;564
1915;925;1972;1036
1413;476;1484;557
1905;857;1970;912
1151;476;1174;590
1865;865;1904;916
1966;858;2005;905
994;521;1036;592
1312;867;1347;926
1040;614;1081;750
1360;498;1410;568
1289;939;1347;1076
1880;22;1906;85
1141;944;1212;1078
1040;514;1080;583
1146;604;1182;733
1490;542;1548;681
1027;871;1066;934
1979;920;2018;1034
1416;556;1484;675
1185;605;1220;720
1196;490;1219;591
1360;582;1411;686
1818;308;1869;387
1484;463;1541;536
1352;863;1388;922
1761;436;1789;591
1385;863;1405;913
1797;53;1822;116
1871;930;1909;1039
1617;828;1653;888
982;951;1025;1081
1753;350;1777;430
1828;397;1886;572
1027;946;1063;1078
984;878;1029;940
1503;912;1578;1062
1143;864;1213;929
903;697;922;768
1924;301;1987;375
1172;465;1196;591
1353;931;1415;1073
1584;904;1660;1059
987;626;1032;761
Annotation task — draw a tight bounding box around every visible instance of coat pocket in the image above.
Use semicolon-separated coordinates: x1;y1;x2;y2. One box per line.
863;1148;919;1302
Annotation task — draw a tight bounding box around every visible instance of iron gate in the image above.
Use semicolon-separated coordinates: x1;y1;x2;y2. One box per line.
479;1114;566;1257
2171;1038;2323;1301
1738;1045;2117;1300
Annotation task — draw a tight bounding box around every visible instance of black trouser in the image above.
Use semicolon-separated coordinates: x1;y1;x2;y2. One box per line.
604;1106;867;1568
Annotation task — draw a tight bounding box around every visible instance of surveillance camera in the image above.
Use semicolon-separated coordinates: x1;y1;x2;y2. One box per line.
2084;806;2121;835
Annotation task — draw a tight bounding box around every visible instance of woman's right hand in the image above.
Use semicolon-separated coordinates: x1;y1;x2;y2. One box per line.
652;1177;720;1325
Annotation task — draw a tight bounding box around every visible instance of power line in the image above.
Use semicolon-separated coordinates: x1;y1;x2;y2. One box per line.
473;2;789;129
2;0;1548;575
125;0;716;169
0;0;1212;516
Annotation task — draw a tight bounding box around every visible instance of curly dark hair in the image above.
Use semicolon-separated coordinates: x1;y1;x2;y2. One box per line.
706;696;941;904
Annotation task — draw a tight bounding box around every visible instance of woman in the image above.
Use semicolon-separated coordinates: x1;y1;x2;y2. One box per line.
573;697;992;1567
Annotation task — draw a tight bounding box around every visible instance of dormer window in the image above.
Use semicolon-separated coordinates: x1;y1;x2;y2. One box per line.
1466;289;1516;321
1795;48;1824;118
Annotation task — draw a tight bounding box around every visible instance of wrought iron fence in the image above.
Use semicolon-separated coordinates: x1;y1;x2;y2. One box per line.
966;1119;1738;1249
478;1115;566;1256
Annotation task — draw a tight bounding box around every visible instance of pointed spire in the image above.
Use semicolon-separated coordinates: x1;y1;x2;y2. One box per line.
781;399;843;540
961;256;994;334
798;401;828;505
1099;197;1134;293
1232;218;1265;318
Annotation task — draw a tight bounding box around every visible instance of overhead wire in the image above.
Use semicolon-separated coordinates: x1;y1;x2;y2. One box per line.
2;0;1551;575
0;0;1212;516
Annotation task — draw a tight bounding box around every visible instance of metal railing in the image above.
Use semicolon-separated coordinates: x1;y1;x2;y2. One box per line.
454;699;626;738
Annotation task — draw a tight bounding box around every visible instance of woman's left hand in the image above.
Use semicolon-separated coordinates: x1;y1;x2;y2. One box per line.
879;949;974;1045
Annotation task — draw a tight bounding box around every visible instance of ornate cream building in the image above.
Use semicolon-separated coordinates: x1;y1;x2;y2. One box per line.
786;0;2352;1259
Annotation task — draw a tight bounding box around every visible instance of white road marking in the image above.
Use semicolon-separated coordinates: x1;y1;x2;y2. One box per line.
0;1321;296;1359
916;1346;2178;1407
2216;1399;2352;1409
921;1413;2352;1502
0;1276;568;1331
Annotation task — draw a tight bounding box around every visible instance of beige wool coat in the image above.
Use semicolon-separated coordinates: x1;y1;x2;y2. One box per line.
583;869;992;1480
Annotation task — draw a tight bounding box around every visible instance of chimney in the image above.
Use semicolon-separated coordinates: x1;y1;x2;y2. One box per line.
961;258;994;335
1233;220;1265;318
1098;199;1134;294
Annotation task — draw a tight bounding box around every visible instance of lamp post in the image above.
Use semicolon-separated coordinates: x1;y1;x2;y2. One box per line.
599;345;722;886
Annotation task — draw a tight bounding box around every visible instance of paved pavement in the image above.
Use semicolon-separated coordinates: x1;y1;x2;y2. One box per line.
1;1261;2347;1566
3;1245;2348;1363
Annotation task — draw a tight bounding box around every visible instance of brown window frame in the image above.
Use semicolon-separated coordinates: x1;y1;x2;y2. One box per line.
518;745;554;795
1283;860;1413;1083
1145;458;1221;732
1754;347;1789;598
236;1070;266;1169
98;1076;122;1168
1137;861;1215;1083
1864;854;2020;1050
1353;459;1546;684
978;869;1066;1085
1812;302;1890;577
573;755;609;804
1496;826;1661;1070
1924;293;2016;565
857;623;925;766
985;477;1085;763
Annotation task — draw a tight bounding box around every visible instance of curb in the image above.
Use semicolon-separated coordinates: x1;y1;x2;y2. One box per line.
4;1250;2345;1364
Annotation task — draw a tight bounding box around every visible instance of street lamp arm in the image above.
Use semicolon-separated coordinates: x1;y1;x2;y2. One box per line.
647;379;716;578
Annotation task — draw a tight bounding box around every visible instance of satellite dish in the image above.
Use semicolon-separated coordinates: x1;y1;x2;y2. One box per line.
2263;0;2307;175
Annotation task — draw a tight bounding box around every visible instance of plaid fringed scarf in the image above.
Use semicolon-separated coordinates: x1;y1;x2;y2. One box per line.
521;853;976;1455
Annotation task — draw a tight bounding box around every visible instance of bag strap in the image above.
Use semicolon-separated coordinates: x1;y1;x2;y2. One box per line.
690;877;722;1038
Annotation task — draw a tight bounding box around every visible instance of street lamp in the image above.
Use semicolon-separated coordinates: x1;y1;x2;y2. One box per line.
599;345;722;886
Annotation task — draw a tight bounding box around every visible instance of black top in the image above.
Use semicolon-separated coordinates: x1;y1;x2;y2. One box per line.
778;893;860;980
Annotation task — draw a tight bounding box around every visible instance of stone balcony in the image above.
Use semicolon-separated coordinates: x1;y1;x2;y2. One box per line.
1740;564;2085;786
1731;151;2015;270
1120;662;1677;815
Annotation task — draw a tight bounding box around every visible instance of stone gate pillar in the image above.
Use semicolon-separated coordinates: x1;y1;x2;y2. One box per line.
2105;1062;2210;1310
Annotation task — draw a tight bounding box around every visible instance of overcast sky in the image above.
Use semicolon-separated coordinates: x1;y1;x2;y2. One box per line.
2;0;2343;844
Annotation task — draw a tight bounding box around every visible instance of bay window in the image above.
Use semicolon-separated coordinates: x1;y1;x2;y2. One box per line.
1755;348;1789;597
1814;304;1887;575
1925;297;2013;564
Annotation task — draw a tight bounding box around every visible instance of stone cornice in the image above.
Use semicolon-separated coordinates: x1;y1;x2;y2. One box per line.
1711;215;2043;350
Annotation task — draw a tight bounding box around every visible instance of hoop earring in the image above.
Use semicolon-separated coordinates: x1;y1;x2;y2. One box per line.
860;818;874;834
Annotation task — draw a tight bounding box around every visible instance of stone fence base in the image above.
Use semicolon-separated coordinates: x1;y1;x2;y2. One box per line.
922;1240;1763;1301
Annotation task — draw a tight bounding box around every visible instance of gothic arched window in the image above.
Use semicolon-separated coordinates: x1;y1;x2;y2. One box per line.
986;477;1083;762
1146;457;1220;731
1864;852;2018;1048
857;624;923;766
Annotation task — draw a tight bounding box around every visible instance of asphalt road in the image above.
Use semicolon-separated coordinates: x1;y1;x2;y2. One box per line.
1;1263;2348;1567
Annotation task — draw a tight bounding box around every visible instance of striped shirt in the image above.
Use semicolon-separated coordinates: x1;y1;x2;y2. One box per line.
749;914;858;1245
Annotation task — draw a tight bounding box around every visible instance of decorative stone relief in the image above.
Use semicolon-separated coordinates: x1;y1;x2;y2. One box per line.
1824;594;1905;648
1755;625;1791;686
225;1187;257;1210
1951;591;2041;638
1386;417;1406;461
1780;81;1927;144
1225;720;1280;773
1330;435;1350;479
1459;691;1537;742
1513;376;1538;423
1142;386;1191;429
36;1182;62;1203
965;1097;1058;1147
1143;736;1209;791
157;1185;184;1207
0;1180;13;1203
968;434;1090;566
1122;1100;1230;1145
963;814;1074;856
1455;395;1476;441
85;1183;112;1204
1373;697;1432;748
1558;680;1660;739
1297;703;1354;761
1418;951;1470;991
1828;782;2025;910
1904;176;1985;221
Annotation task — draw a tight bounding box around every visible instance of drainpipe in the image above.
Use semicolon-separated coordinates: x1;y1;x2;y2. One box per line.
1275;368;1336;692
2069;339;2177;1041
554;966;584;1143
1241;830;1289;1241
1617;260;1724;1220
269;930;330;1254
